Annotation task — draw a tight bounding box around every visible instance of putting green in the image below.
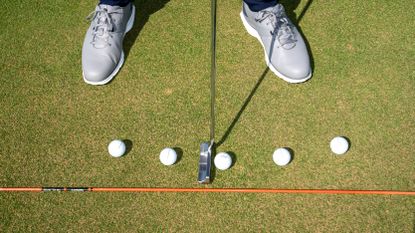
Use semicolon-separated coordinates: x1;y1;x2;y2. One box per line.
0;0;414;232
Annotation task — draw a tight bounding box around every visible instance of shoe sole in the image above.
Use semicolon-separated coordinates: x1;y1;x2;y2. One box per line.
83;5;136;85
240;11;311;84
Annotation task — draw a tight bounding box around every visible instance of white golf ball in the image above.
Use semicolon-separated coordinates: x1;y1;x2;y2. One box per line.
214;152;232;170
273;148;292;166
330;136;350;155
160;148;177;166
108;139;126;158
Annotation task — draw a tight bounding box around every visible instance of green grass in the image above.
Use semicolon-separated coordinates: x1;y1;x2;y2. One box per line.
1;0;414;232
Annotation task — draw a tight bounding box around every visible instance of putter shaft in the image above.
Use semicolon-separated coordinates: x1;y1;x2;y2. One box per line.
210;0;217;142
198;0;217;184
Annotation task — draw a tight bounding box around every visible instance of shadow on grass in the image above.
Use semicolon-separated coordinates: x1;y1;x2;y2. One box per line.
343;136;352;152
101;0;170;85
217;67;269;147
211;145;216;183
227;151;237;168
124;0;171;61
173;147;183;164
123;139;133;156
217;0;314;147
280;0;314;24
285;147;295;165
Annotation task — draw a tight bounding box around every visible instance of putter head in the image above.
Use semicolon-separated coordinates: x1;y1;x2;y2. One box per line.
198;142;212;184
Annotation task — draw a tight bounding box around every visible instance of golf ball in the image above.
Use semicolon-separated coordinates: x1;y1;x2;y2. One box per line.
108;139;126;158
214;152;232;170
330;136;350;155
160;148;177;166
273;148;292;166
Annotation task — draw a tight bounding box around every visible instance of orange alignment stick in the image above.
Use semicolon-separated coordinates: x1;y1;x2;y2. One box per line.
0;187;414;195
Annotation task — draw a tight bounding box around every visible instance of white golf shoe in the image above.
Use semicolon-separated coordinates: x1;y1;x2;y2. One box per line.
82;3;135;85
241;3;312;83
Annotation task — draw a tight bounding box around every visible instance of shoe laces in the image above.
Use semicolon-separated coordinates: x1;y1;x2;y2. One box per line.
255;4;297;49
86;6;122;48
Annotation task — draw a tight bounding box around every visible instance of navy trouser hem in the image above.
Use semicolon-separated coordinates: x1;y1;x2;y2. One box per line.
243;0;278;12
99;0;277;12
99;0;131;7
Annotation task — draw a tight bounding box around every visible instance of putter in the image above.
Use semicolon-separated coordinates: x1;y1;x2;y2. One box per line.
198;0;217;184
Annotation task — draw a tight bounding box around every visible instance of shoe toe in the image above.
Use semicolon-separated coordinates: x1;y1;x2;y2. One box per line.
83;70;110;84
82;57;117;85
83;66;112;83
265;38;312;83
278;60;311;81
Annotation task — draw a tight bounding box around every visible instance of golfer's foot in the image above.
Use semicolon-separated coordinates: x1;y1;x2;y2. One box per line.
240;3;312;83
82;3;135;85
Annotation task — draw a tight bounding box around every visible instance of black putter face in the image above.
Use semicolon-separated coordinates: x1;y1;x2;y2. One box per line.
198;142;211;184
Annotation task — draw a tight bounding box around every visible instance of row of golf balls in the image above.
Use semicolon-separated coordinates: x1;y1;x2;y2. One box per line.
108;136;350;170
